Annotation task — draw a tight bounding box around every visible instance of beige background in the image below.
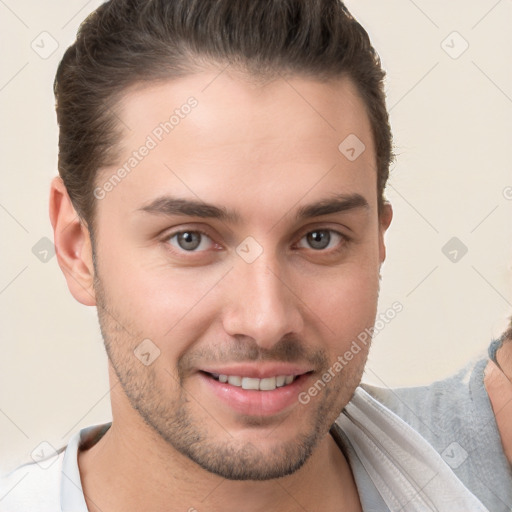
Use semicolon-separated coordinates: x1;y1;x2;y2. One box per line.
1;0;511;473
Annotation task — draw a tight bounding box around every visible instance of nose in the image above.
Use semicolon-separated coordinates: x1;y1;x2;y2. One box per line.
221;255;304;350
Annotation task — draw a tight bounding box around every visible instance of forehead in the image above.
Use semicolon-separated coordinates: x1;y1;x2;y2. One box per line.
97;70;377;218
118;69;373;151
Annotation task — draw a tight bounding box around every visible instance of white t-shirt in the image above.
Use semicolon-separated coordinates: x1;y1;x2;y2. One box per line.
0;388;489;512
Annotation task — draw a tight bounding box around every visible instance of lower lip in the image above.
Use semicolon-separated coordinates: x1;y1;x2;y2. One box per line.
199;372;310;417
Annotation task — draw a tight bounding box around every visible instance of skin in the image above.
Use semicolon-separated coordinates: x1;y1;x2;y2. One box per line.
50;68;392;512
484;341;512;464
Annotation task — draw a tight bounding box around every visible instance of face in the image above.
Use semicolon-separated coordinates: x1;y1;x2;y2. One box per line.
90;69;390;480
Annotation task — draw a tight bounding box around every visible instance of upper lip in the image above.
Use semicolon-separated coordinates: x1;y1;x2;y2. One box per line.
199;364;313;379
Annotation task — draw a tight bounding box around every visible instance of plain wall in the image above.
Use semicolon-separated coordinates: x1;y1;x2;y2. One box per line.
1;0;511;473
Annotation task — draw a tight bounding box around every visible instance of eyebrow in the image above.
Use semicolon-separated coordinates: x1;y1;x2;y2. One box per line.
138;193;369;223
295;193;369;219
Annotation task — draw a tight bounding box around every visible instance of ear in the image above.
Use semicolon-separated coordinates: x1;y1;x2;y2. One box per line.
49;176;96;306
378;201;393;264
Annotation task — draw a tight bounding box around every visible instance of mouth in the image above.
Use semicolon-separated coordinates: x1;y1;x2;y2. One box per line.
198;367;313;417
205;372;299;391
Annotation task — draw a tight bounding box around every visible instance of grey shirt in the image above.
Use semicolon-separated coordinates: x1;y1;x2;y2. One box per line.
363;357;512;511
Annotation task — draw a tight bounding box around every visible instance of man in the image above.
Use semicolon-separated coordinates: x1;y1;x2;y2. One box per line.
487;328;512;465
365;327;512;512
0;1;488;510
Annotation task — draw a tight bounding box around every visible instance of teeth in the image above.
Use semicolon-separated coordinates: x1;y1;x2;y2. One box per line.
242;377;260;390
215;373;297;390
227;376;242;386
259;377;276;391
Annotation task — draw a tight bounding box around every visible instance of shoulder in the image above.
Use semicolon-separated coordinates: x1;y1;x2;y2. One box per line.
0;422;112;512
361;358;487;438
359;358;512;512
0;449;65;512
334;387;490;511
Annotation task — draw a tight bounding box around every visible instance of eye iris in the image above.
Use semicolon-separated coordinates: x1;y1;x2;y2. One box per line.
177;232;201;250
307;230;330;250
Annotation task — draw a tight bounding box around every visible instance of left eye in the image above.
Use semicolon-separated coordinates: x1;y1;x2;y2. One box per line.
297;230;344;251
167;231;214;252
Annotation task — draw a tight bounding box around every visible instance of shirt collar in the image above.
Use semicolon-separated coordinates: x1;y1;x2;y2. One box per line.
60;423;112;512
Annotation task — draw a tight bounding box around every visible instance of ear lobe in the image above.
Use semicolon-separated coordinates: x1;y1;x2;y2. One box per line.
378;201;393;264
49;176;96;306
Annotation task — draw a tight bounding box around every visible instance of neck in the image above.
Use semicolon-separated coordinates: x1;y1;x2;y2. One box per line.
78;387;361;512
484;340;512;464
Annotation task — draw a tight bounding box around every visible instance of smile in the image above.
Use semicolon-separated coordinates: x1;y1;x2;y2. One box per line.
199;368;312;416
208;373;297;391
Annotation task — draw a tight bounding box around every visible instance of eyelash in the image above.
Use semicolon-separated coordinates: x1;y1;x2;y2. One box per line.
162;227;350;256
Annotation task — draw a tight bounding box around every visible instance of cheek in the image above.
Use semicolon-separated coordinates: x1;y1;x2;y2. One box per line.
96;243;226;344
302;257;381;334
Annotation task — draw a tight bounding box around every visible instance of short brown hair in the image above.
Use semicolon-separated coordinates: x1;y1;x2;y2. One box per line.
54;0;393;232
